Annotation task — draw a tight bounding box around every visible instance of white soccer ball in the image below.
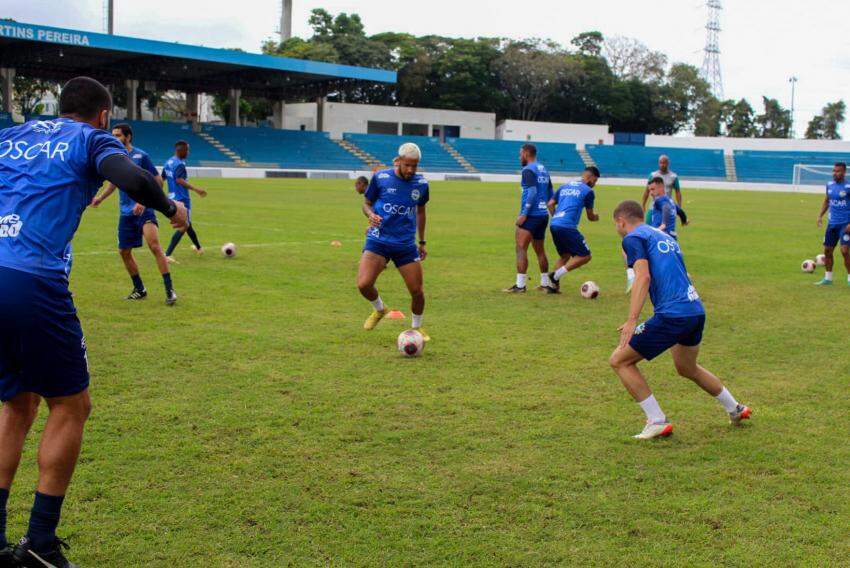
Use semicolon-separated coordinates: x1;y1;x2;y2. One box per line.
815;254;826;266
801;259;816;273
397;329;425;357
580;281;600;299
221;242;237;258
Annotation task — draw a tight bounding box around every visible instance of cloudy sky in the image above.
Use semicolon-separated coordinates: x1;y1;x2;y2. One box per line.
4;0;849;136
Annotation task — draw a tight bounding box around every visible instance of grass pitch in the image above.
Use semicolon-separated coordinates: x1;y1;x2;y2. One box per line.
6;179;849;566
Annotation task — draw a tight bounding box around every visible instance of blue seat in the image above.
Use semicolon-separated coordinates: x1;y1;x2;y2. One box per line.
446;138;585;175
585;145;726;180
344;133;465;172
733;150;850;183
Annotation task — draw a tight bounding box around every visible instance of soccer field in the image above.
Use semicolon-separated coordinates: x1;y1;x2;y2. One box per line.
9;179;849;566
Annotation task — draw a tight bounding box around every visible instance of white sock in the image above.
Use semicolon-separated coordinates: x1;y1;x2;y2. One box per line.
638;394;666;424
370;296;385;311
412;313;422;329
516;273;527;288
825;271;833;281
541;273;551;287
626;268;636;280
847;274;850;283
554;266;568;281
715;387;739;413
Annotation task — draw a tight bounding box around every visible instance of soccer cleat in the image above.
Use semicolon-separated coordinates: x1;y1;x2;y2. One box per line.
13;536;78;568
166;289;178;306
191;245;204;256
814;278;833;286
729;404;751;426
0;546;15;568
502;285;527;293
544;285;561;295
125;288;147;300
165;256;179;264
547;272;560;292
363;308;390;330
414;327;431;342
633;421;674;440
625;276;634;294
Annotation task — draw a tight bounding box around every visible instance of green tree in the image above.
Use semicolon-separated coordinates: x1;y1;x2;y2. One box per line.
805;114;824;139
12;76;58;116
571;32;604;57
724;98;757;137
494;40;569;121
604;36;667;83
756;96;791;138
806;100;845;140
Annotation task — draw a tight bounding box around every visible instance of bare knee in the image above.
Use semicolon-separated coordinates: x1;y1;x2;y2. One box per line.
674;361;698;379
5;393;40;427
119;248;133;259
47;392;92;423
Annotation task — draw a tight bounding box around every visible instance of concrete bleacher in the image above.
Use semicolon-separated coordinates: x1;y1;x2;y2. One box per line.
121;120;228;166
733;150;850;183
586;145;726;180
344;133;465;172
447;138;585;175
207;126;364;170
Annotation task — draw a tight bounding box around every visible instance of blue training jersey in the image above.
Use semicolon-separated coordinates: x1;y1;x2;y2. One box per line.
551;180;595;229
0;118;126;280
365;168;429;246
826;180;850;225
119;146;159;216
622;224;704;317
163;155;189;205
520;161;552;217
651;194;677;234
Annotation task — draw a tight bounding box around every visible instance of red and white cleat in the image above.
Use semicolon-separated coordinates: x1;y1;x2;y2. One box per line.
633;421;674;440
729;405;751;426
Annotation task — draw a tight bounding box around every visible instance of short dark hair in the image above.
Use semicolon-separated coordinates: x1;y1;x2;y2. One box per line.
835;162;847;170
59;76;112;120
613;200;644;221
521;143;537;157
650;176;665;185
585;166;601;178
356;176;369;185
175;140;188;149
111;122;133;141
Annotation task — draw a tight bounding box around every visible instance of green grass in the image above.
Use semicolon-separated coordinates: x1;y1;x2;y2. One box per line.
6;179;849;566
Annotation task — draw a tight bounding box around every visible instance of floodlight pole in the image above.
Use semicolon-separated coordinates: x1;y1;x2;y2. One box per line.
789;76;798;138
280;0;293;40
107;0;115;34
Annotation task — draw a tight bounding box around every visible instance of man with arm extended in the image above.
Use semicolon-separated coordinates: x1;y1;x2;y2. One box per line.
608;200;750;440
163;141;207;262
90;123;177;304
504;144;554;293
814;162;850;286
0;76;187;567
546;167;601;293
647;177;678;239
357;143;430;340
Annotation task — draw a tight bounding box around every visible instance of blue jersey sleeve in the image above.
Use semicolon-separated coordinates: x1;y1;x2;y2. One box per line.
174;162;187;180
584;190;596;210
365;176;380;203
139;153;159;177
419;182;430;206
87;130;126;175
622;235;648;268
663;202;676;227
521;169;537;214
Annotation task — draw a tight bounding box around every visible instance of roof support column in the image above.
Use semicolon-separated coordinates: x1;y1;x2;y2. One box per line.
186;92;199;128
228;88;241;126
124;79;139;121
316;96;325;132
1;68;15;115
272;100;285;129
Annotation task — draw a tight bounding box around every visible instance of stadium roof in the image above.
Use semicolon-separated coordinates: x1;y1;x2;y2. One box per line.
0;21;397;98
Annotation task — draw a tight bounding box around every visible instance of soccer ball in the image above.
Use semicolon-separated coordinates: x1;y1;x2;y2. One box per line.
580;281;600;299
801;259;816;273
397;329;425;357
221;243;237;258
815;254;826;266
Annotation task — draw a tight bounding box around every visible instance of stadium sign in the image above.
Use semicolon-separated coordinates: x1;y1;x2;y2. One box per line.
0;23;90;46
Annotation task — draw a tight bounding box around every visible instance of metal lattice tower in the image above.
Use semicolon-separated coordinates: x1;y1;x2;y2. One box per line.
701;0;724;100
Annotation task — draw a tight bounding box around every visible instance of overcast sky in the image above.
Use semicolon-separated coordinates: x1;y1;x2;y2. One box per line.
4;0;849;136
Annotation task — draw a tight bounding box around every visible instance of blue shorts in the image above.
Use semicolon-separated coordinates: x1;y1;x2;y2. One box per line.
118;210;158;249
364;239;420;268
629;314;706;361
519;215;548;241
0;267;89;402
550;226;591;257
824;223;850;248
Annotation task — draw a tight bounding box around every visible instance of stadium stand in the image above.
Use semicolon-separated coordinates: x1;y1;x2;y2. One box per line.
733;150;850;183
585;145;726;180
119;120;229;166
207;126;365;170
446;138;586;175
344;133;466;172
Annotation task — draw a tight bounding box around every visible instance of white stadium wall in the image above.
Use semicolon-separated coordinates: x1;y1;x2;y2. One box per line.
497;119;613;146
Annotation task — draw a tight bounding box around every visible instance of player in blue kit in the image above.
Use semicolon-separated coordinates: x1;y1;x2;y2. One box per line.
90;123;177;305
358;143;430;340
545;167;600;293
608;201;750;440
162;141;207;262
0;77;187;568
647;176;678;238
504;144;554;293
815;162;850;286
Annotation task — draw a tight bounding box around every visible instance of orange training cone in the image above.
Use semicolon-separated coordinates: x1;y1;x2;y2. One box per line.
387;310;406;320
